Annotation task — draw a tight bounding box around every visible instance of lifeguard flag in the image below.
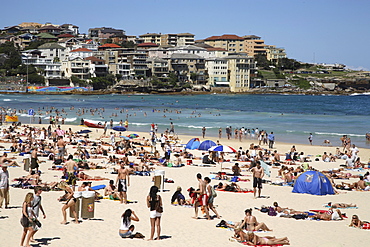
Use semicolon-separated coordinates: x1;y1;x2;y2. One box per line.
5;115;18;122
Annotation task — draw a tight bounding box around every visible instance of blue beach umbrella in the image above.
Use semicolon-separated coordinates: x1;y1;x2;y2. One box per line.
113;126;127;131
77;130;92;134
198;140;217;151
185;138;200;150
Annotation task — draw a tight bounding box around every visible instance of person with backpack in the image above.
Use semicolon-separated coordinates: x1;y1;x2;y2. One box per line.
205;177;220;219
29;186;46;242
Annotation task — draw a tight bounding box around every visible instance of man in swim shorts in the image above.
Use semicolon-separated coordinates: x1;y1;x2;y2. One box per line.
193;173;210;220
252;161;264;198
116;163;130;204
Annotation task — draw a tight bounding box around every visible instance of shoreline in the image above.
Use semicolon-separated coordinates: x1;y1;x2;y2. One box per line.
1;89;370;96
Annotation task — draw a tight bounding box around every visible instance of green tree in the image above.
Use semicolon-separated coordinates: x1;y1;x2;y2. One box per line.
17;64;37;75
255;54;270;70
0;41;21;69
25;40;48;50
115;74;122;81
28;73;44;84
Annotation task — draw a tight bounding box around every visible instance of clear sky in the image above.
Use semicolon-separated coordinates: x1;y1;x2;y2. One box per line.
2;0;370;70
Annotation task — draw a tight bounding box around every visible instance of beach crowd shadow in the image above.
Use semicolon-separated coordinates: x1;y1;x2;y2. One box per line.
33;237;61;246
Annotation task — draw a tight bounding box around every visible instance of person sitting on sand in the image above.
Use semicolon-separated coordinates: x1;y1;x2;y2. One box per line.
171;186;185;205
233;230;290;245
232;163;241;176
349;215;364;228
105;180;120;200
238;208;271;231
119;209;139;238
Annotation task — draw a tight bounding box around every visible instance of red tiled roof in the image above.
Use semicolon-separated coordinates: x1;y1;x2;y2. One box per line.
84;56;104;62
137;42;158;47
205;34;244;41
57;33;74;38
99;43;121;48
70;48;93;52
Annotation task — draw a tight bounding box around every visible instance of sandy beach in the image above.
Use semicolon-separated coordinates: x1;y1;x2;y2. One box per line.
1;123;369;247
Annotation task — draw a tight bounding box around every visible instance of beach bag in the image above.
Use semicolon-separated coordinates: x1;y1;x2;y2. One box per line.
268;207;277;216
362;223;370;230
132;232;145;238
155;197;163;213
20;215;29;227
211;186;217;198
33;218;42;228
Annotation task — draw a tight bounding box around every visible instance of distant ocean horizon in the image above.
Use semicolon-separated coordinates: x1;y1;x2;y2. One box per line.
1;93;369;148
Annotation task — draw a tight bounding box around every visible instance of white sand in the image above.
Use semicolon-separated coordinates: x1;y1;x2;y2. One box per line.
1;124;369;247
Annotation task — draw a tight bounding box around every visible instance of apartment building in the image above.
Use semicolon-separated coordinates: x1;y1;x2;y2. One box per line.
88;27;125;40
160;33;195;46
62;57;91;80
203;34;244;53
225;54;255;92
69;48;94;60
265;45;286;63
84;56;108;77
37;43;66;61
139;33;161;45
206;58;229;87
169;53;206;84
147;57;169;81
22;50;62;79
242;35;266;57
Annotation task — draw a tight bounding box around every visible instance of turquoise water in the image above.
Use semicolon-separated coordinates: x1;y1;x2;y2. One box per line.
1;93;369;148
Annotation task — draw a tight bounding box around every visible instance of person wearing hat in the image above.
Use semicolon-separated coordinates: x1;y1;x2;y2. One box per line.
0;164;10;208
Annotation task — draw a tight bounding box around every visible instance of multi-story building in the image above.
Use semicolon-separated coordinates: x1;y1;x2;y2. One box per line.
88;27;125;40
110;63;131;80
168;53;206;84
21;50;62;79
138;33;161;45
69;48;94;60
265;45;286;63
84;56;108;77
160;33;195;46
37;25;62;36
206;58;229;87
242;35;266;57
225;54;255;92
147;57;169;81
203;34;245;53
62;57;91;80
60;24;79;35
37;43;66;61
14;33;37;50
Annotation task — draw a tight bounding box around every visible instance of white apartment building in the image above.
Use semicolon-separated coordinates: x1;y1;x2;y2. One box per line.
37;43;66;61
21;50;62;79
62;57;91;80
206;58;229;86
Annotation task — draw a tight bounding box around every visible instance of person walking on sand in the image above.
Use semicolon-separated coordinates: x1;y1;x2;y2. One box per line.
116;163;130;204
308;133;313;145
147;186;162;240
202;127;206;138
57;136;66;160
64;155;78;191
268;132;275;149
0;165;10;209
251;161;264;198
30;186;46;242
205;177;220;219
58;182;79;224
20;192;36;247
193;173;210;220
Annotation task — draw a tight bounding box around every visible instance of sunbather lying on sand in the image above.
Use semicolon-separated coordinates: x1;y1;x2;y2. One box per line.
232;230;290;245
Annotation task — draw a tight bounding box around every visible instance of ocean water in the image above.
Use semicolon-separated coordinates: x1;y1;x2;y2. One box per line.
1;93;369;148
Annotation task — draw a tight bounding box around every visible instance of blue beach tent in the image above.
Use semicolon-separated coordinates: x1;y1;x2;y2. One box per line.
185;138;200;150
292;171;335;195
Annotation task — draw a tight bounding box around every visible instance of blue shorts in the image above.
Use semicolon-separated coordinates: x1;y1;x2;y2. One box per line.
119;230;132;238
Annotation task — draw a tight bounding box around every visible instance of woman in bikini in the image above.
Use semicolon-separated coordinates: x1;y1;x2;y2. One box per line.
349;215;364;228
58;181;79;224
238;208;271;231
233;230;289;245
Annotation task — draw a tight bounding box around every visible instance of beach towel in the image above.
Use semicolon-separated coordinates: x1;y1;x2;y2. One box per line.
217;189;253;193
